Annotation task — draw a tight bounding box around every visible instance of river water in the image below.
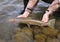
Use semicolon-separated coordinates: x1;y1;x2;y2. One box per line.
0;0;50;42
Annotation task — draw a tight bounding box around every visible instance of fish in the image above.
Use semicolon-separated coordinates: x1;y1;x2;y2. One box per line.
13;18;55;28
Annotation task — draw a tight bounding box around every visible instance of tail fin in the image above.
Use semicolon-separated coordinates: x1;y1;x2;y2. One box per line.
47;19;55;28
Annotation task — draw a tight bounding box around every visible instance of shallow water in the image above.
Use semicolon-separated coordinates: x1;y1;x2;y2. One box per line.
0;0;51;42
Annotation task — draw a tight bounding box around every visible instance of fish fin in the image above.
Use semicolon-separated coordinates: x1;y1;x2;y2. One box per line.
47;19;55;28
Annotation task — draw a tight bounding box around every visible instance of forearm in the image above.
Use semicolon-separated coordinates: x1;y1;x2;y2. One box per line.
25;0;38;12
45;0;60;15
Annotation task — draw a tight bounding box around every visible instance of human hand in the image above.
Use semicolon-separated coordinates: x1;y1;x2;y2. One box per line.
17;11;30;18
42;13;50;23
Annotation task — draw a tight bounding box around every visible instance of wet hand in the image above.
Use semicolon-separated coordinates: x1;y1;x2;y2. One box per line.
42;14;49;23
17;11;30;18
17;14;28;18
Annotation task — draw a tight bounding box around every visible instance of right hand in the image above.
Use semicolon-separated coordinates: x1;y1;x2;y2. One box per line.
17;11;30;18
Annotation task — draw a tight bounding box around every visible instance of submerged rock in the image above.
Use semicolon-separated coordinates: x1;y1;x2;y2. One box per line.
12;13;60;42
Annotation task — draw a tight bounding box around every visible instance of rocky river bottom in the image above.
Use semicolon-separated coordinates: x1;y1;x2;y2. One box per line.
0;0;60;42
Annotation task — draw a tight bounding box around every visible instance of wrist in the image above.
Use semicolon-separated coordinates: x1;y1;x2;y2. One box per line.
23;11;30;16
45;9;53;15
23;10;30;15
25;8;33;13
